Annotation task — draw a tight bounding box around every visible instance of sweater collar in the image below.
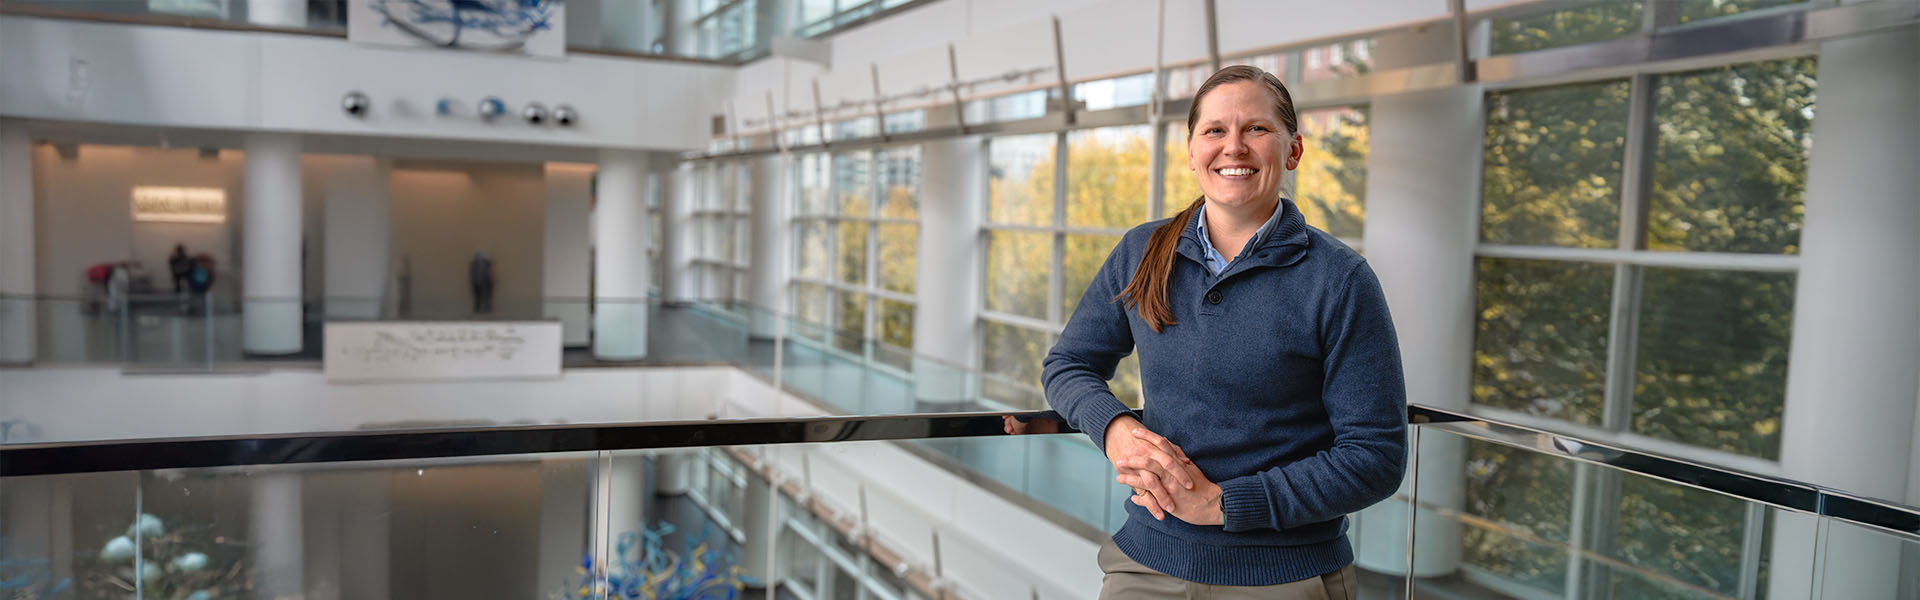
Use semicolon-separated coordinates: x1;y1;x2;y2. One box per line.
1176;197;1311;272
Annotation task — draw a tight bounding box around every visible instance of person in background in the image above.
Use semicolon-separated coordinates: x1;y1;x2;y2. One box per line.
168;244;191;294
469;251;494;314
1009;65;1406;599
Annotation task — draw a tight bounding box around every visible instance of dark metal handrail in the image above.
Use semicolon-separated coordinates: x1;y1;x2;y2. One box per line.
3;405;1914;540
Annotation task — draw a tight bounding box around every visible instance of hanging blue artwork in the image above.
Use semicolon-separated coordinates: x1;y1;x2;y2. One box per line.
354;0;566;57
565;521;758;600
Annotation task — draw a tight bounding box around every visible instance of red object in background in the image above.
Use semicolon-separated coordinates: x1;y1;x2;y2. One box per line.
86;263;115;284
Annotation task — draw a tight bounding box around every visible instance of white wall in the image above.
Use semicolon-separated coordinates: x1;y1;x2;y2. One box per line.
0;16;734;151
389;161;547;318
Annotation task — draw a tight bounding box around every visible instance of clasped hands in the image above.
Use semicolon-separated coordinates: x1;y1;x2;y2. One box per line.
1105;415;1222;525
1001;413;1223;524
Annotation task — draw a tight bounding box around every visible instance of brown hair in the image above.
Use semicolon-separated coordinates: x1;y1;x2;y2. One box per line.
1114;65;1298;333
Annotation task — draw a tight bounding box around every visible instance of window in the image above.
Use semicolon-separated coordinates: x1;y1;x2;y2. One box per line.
790;148;921;371
1490;2;1645;55
692;162;752;311
981;131;1145;410
1470;56;1815;598
694;0;760;59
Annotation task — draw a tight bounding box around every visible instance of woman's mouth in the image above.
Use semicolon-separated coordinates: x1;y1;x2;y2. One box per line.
1215;167;1257;179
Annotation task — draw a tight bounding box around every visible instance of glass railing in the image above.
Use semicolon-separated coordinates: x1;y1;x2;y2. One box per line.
4;407;1916;598
0;413;1096;599
1387;406;1920;599
7;294;1918;598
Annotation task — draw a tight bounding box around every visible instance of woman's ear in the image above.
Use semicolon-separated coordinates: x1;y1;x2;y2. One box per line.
1285;134;1305;171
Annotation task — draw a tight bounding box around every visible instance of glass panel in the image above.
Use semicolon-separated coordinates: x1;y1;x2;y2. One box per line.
1676;0;1807;24
1633;268;1793;459
875;223;917;295
1482;80;1631;247
982;321;1049;404
1112;353;1142;409
796;153;832;216
835;222;869;286
988;134;1056;226
794;282;830;338
1296;106;1369;239
1071;73;1155;111
1461;439;1575;593
1490;1;1646;55
1061;234;1122;320
1164;121;1203;211
878;146;921;219
1065;125;1153;230
876;299;914;371
1299;39;1375;82
834;291;868;354
882;110;926;135
1608;471;1754;598
984;231;1051;320
1473;258;1612;426
797;220;830;280
1649;57;1816;255
833;151;873;217
832;117;878;142
1813;517;1920;600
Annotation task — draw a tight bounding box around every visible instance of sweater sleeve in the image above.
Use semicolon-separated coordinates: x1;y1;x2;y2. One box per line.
1218;261;1408;532
1041;243;1139;453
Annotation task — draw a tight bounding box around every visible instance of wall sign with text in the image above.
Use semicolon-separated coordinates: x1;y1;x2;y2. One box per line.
324;321;563;382
131;186;226;223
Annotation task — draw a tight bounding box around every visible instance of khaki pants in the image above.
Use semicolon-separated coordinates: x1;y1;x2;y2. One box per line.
1097;539;1358;600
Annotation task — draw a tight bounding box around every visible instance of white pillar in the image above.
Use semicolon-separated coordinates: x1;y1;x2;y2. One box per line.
593;150;651;360
243;133;304;355
747;154;789;337
1769;23;1920;600
246;0;309;28
1350;84;1478;578
322;156;392;320
911;137;985;403
1348;26;1480;578
545;163;595;347
661;163;700;304
0;119;33;364
251;473;306;599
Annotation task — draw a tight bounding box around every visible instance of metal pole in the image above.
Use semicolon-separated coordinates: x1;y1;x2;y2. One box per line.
1203;0;1221;72
947;44;970;135
1052;17;1075;126
1403;424;1421;599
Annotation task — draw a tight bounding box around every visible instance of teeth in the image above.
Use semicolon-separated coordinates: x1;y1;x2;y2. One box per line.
1218;168;1254;176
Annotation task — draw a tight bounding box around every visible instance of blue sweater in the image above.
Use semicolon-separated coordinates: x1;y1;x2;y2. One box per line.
1041;198;1407;586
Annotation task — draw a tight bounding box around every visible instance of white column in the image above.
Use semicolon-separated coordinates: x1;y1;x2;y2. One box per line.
593;150;651;360
322;156;392;320
246;0;309;28
0;119;34;363
1348;26;1480;577
911;136;986;403
661;163;700;304
251;473;306;599
545;163;595;347
243;133;304;355
1770;23;1920;600
736;465;777;582
747;154;789;337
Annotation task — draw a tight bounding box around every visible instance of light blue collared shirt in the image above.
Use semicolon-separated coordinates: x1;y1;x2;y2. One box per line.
1194;199;1289;276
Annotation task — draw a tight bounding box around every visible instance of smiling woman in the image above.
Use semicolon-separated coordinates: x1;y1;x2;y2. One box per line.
1021;65;1406;599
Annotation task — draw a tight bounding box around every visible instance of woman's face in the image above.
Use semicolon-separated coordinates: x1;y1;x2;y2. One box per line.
1186;80;1303;212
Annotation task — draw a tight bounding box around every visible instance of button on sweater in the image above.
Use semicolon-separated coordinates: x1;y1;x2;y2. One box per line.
1041;198;1407;586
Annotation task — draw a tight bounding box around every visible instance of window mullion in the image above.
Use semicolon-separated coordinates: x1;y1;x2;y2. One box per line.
1048;132;1067;327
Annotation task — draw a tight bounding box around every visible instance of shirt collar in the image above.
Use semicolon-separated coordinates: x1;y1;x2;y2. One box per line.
1194;198;1289;266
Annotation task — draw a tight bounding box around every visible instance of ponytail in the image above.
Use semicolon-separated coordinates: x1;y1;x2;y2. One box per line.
1114;198;1203;333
